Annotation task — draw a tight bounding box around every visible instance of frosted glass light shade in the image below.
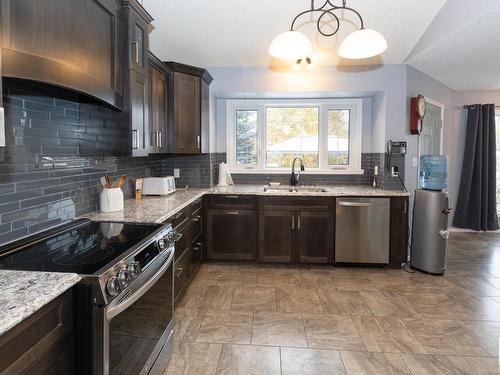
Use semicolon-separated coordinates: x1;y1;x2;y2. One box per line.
269;31;313;60
338;29;387;59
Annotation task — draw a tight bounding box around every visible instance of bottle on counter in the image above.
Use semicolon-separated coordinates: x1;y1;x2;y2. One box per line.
135;178;143;200
372;166;378;188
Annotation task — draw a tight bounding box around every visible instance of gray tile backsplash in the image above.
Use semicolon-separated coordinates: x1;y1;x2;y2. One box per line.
0;78;405;246
227;153;405;189
0;80;212;245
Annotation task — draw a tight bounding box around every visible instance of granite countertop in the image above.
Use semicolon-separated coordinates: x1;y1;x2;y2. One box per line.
83;188;207;224
0;270;80;336
209;184;409;197
82;184;408;224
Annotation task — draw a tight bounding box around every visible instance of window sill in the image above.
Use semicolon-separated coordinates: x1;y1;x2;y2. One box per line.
229;169;365;175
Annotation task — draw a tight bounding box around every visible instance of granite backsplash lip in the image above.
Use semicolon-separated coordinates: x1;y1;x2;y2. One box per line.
0;270;80;336
81;184;408;225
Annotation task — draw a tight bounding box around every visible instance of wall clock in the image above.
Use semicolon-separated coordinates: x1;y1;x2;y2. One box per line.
410;95;426;135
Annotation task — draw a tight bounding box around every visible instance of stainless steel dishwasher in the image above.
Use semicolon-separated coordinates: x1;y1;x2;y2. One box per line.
335;197;390;264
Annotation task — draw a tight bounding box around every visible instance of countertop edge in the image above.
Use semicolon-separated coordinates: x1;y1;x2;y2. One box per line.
0;271;81;336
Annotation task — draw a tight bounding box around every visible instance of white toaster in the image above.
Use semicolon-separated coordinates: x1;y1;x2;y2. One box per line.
142;177;176;196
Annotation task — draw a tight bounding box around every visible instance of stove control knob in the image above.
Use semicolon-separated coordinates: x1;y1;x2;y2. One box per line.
117;269;132;289
158;238;167;251
127;261;141;279
165;233;174;245
106;277;121;297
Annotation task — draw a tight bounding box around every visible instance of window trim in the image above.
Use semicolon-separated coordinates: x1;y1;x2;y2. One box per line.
226;98;364;174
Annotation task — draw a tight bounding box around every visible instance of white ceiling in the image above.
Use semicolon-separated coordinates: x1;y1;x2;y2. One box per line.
143;0;446;68
406;1;500;91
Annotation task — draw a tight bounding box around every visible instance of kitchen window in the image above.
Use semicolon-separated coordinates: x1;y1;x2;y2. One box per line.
226;99;363;173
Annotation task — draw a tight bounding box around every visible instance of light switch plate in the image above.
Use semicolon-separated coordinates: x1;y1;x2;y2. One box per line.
412;157;418;167
173;168;180;178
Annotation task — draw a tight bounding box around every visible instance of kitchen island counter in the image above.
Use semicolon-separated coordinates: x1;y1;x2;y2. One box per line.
0;270;80;336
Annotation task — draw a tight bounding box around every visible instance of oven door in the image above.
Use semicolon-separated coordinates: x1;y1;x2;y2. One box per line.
95;247;174;375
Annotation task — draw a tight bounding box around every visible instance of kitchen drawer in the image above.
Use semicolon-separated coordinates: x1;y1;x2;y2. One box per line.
174;222;190;260
207;194;257;209
191;212;202;239
262;196;331;211
174;250;189;301
166;206;191;230
190;235;203;277
190;198;202;215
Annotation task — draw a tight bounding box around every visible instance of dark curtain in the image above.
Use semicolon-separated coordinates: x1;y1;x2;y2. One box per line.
453;104;499;231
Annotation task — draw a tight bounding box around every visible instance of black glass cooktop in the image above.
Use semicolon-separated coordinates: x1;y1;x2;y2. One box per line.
0;220;161;275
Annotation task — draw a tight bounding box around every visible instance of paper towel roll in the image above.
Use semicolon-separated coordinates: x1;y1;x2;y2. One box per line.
217;162;234;186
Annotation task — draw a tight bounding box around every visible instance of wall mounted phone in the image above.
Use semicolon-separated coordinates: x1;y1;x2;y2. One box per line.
386;140;407;171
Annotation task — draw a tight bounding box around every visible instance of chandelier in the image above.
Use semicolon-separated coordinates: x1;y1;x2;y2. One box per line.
269;0;387;62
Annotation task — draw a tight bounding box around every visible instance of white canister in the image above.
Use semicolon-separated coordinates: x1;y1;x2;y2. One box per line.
100;188;124;213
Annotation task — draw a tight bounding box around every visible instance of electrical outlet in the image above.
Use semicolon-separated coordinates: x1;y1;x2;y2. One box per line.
391;166;399;177
173;168;180;178
412;157;418;167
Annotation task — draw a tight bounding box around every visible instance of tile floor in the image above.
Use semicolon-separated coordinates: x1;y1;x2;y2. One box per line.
164;232;500;374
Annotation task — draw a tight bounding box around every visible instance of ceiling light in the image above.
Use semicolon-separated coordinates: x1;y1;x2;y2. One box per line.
338;29;387;59
269;0;387;61
269;31;312;61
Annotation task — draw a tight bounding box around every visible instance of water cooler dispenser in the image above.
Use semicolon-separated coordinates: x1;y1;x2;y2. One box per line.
411;156;451;275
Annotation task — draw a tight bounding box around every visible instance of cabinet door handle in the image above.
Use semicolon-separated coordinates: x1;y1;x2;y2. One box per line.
297;214;301;230
151;131;157;147
132;129;139;149
291;214;295;230
0;108;5;147
174;232;183;242
197;135;200;149
192;215;201;222
175;267;183;278
225;195;239;199
158;131;162;148
193;245;201;252
173;212;183;220
132;42;139;63
225;211;239;215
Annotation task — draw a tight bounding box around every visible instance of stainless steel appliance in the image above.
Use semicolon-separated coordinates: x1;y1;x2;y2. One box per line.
0;219;178;374
335;197;390;264
411;189;450;275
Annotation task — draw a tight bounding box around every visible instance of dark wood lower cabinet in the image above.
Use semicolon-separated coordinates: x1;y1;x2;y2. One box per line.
171;199;204;306
206;209;257;260
0;290;74;375
259;210;295;262
200;194;407;267
259;209;333;263
296;211;333;263
389;196;409;268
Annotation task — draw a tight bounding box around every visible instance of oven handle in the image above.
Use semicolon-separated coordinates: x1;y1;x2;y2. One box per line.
105;249;174;320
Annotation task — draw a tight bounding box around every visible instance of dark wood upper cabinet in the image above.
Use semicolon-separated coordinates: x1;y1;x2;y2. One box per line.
165;62;213;154
125;0;151;77
148;52;170;153
122;0;153;157
0;0;126;109
129;70;149;156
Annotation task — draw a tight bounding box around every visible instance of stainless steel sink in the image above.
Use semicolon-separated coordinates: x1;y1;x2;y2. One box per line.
263;186;327;193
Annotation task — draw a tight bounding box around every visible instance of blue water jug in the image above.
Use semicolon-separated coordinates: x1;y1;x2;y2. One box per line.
419;155;448;191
